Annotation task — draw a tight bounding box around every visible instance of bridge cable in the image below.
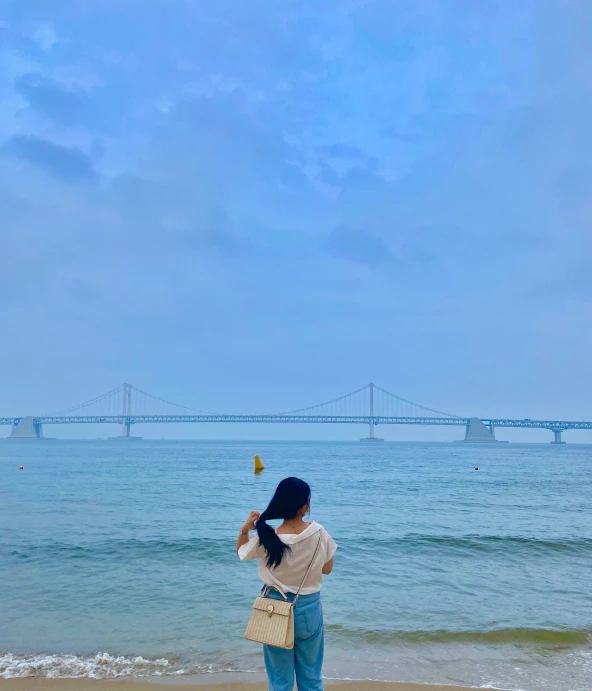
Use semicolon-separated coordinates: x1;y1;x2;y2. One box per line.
46;385;125;416
373;385;460;418
272;384;370;415
130;385;220;415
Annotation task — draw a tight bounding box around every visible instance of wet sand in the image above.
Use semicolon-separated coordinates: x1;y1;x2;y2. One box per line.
0;680;486;691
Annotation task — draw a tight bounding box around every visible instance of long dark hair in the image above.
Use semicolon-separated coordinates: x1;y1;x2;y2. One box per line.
257;477;311;568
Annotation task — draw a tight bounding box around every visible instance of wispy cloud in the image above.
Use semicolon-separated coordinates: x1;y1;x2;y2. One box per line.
15;73;88;124
2;135;96;182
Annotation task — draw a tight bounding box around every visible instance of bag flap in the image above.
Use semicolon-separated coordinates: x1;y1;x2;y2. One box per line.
253;597;292;617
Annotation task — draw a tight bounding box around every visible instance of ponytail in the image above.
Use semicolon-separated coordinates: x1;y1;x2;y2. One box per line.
256;477;311;568
257;509;291;569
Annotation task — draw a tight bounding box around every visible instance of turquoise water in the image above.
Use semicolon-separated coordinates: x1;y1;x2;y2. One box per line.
1;440;591;689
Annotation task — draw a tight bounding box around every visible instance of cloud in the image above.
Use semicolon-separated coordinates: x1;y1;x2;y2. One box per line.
28;22;58;51
317;143;366;159
402;223;468;264
174;205;252;256
314;142;378;180
14;73;88;124
324;224;394;267
195;227;249;255
2;135;96;182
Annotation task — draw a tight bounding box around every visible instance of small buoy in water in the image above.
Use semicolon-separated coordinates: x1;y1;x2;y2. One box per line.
254;454;264;474
474;466;479;471
19;466;24;470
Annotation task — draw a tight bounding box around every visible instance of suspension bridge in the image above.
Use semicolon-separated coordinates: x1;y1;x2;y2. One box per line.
1;383;590;443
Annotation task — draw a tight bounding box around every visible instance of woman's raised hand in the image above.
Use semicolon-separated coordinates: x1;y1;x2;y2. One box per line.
242;511;261;533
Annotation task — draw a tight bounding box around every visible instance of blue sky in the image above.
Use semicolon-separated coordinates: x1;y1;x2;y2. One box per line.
1;1;591;440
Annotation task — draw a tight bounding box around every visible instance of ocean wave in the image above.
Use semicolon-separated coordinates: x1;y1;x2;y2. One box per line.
4;537;234;562
5;534;592;562
357;534;592;555
0;652;175;679
0;652;245;679
325;625;592;646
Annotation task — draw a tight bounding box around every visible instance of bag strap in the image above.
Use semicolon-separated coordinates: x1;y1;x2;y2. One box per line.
294;533;323;603
262;584;288;601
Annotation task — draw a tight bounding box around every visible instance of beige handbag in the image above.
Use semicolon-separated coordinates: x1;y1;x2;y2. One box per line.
244;535;322;649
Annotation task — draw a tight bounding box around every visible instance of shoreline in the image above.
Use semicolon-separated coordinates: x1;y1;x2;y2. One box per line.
0;681;493;691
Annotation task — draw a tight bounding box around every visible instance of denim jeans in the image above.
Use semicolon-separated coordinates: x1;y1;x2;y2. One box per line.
263;590;324;691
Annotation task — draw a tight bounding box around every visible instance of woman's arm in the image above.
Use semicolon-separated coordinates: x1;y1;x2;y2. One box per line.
322;557;334;575
236;511;260;554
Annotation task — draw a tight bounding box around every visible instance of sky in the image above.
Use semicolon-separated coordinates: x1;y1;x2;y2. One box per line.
1;0;591;441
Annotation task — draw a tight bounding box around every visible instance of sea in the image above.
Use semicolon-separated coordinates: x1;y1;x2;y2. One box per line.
1;440;591;690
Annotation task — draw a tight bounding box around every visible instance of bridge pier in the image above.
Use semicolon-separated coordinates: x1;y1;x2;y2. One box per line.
108;416;142;440
9;416;44;439
456;417;503;443
551;429;566;444
360;419;384;442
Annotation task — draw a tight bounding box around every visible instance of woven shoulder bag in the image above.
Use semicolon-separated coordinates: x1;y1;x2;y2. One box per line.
244;534;322;649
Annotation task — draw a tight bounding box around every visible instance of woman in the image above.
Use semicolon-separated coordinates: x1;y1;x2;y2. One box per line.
237;477;337;691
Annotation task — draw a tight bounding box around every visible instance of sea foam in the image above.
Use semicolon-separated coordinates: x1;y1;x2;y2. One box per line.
0;652;177;679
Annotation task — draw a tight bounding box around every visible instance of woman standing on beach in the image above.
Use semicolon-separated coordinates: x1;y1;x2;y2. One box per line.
237;477;337;691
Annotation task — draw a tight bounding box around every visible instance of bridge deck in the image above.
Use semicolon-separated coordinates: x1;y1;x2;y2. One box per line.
1;414;591;430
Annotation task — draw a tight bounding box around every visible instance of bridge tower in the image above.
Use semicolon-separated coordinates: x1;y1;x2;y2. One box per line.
360;382;384;442
122;382;132;437
108;382;142;440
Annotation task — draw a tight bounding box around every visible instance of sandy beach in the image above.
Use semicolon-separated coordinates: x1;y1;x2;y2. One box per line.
0;682;482;691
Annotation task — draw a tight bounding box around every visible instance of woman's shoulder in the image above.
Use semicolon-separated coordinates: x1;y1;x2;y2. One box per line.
311;522;335;542
312;521;329;529
314;523;337;559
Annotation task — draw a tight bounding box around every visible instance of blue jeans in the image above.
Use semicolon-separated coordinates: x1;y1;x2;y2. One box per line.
263;590;324;691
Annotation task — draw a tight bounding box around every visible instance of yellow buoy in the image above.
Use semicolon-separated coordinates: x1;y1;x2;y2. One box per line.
19;466;24;470
254;454;264;473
